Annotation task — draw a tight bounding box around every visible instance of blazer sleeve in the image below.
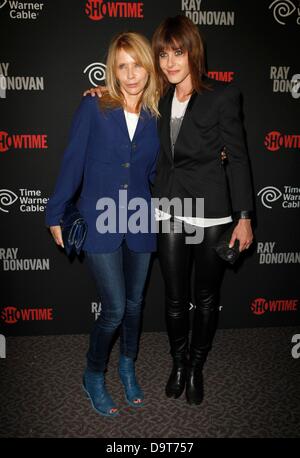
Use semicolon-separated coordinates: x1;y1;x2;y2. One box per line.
45;96;94;227
219;84;253;213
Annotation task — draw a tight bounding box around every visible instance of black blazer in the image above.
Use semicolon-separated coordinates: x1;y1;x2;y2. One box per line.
152;77;253;219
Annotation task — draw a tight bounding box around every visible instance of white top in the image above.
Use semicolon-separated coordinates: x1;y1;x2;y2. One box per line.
155;92;233;228
170;93;189;151
124;110;139;141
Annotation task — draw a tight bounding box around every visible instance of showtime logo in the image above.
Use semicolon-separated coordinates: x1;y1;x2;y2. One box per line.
0;131;48;152
264;131;300;151
207;71;234;82
251;297;298;315
1;306;53;324
85;0;143;21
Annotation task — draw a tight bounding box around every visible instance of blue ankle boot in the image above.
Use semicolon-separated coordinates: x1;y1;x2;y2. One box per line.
119;354;144;408
82;368;119;417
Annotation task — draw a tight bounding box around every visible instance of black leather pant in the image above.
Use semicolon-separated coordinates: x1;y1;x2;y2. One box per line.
158;218;231;368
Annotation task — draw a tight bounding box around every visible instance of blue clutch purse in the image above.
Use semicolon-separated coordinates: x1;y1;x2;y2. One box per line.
60;202;88;256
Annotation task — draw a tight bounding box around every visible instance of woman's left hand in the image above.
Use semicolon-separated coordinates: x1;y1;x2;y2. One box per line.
229;219;253;252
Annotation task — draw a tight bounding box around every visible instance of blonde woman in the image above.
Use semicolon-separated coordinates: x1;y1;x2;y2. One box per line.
46;32;160;417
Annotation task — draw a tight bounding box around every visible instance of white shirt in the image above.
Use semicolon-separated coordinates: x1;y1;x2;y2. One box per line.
124;110;139;141
155;92;232;228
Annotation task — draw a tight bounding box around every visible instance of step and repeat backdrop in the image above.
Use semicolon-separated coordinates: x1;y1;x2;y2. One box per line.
0;0;299;336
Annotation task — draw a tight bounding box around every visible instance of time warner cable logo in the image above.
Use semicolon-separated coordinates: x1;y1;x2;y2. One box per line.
269;0;300;25
83;62;106;87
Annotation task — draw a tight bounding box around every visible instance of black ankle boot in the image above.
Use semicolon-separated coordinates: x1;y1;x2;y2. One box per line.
165;358;187;398
186;363;204;405
164;297;189;399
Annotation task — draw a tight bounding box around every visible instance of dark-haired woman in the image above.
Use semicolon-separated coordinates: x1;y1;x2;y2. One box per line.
151;15;253;405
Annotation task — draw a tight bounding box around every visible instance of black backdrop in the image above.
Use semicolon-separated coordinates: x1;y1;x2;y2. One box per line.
1;0;299;336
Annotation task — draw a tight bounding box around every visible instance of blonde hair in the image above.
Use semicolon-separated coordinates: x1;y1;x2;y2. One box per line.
100;32;160;117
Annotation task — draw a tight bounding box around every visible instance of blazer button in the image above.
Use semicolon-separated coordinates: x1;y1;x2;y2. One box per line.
122;162;130;168
132;143;137;151
123;184;128;189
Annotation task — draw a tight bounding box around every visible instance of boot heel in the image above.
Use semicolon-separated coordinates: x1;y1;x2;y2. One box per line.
185;366;204;405
165;362;186;398
83;369;119;417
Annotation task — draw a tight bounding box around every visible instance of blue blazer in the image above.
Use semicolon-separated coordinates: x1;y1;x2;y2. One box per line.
45;95;160;253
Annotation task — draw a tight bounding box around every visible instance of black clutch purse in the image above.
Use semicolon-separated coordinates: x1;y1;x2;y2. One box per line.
60;202;88;256
213;221;240;264
212;146;240;264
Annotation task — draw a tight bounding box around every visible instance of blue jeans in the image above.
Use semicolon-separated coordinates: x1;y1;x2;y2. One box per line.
85;240;151;372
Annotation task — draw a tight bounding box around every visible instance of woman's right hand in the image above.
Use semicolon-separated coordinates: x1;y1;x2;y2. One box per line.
83;86;107;98
49;225;64;248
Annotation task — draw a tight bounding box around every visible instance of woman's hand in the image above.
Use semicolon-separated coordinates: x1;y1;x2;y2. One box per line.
49;225;64;248
229;219;253;252
83;86;107;98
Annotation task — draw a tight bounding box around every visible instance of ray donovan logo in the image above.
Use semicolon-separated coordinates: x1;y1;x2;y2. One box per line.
0;63;44;99
91;302;102;320
85;0;143;21
182;0;235;26
257;241;300;264
270;66;300;99
0;247;50;271
0;0;44;20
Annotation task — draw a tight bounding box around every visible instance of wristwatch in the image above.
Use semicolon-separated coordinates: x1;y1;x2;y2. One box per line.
234;210;252;220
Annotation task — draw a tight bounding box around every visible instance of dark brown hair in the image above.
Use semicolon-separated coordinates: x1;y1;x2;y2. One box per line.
152;15;209;96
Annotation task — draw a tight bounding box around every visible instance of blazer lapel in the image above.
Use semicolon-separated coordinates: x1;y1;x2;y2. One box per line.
160;87;198;163
132;107;153;141
110;108;130;141
173;90;198;153
110;106;153;143
160;87;174;163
